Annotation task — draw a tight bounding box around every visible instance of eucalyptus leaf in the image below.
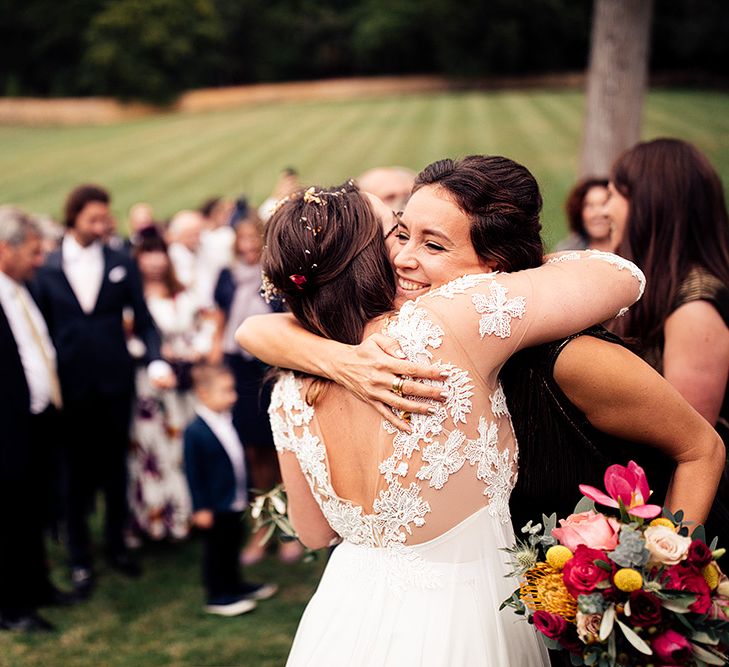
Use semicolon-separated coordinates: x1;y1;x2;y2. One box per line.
616;619;652;655
692;523;707;544
663;507;677;523
608;631;616;661
542;513;557;534
691;631;720;646
599;604;616;641
594;559;612;572
541;636;561;650
661;596;697;614
690;643;727;665
710;536;719;551
573;496;596;515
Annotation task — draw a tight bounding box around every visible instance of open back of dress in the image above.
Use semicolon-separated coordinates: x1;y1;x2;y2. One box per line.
270;255;645;666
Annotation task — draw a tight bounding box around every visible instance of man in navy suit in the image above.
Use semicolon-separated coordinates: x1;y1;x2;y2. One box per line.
0;207;74;631
33;184;175;597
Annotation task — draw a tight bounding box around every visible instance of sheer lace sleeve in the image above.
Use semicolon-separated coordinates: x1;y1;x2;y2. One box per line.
415;250;645;377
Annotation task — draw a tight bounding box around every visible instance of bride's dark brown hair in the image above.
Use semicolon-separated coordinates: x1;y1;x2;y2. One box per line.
263;182;396;347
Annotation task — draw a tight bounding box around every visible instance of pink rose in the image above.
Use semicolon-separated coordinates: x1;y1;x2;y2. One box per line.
552;510;621;552
562;545;612;598
652;629;692;664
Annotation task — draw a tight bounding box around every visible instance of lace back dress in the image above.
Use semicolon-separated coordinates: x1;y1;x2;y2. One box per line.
270;253;645;666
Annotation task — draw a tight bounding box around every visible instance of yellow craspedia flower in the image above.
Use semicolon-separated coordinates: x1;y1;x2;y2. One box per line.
614;568;643;592
649;517;675;530
702;563;721;590
546;545;574;571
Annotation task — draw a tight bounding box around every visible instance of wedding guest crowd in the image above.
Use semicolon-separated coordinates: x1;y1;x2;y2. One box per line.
1;143;727;632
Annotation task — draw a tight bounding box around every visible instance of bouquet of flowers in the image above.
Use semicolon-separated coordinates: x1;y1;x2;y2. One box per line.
501;461;729;666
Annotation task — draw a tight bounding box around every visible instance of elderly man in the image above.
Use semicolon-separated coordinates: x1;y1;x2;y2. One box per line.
0;207;72;631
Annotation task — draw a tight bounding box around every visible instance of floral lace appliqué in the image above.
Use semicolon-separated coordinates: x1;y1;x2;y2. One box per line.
463;417;516;522
489;382;509;418
384;300;443;361
471;280;526;339
416;430;466;489
426;273;494;300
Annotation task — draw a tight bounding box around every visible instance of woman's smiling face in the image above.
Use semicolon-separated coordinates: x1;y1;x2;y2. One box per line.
389;184;490;302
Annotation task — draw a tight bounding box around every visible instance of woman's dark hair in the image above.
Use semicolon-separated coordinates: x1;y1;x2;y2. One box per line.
134;227;185;297
612;138;729;348
263;182;396;347
63;184;110;228
413;155;544;272
564;177;609;236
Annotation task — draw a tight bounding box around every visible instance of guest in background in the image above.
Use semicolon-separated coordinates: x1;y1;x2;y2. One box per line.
167;209;204;296
555;177;612;251
357;165;416;212
213;212;301;564
0;207;73;632
184;364;278;617
33;184;175;598
197;196;235;311
258;168;301;223
128;229;202;543
607;138;729;443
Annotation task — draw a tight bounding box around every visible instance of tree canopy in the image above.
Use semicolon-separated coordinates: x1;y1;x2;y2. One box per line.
0;0;725;103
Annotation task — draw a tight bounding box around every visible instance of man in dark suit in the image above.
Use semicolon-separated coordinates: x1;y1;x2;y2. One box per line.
0;206;73;631
33;185;175;597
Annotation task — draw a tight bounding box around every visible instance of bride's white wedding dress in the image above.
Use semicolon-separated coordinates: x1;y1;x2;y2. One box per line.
270;254;644;666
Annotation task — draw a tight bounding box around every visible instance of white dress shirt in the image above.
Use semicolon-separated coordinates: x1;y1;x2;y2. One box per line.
195;404;248;511
62;234;104;314
0;270;58;414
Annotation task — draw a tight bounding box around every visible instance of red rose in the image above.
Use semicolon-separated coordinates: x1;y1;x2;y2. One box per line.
532;611;568;641
562;545;611;598
628;590;663;627
686;539;713;568
662;563;712;614
652;629;693;664
533;611;582;655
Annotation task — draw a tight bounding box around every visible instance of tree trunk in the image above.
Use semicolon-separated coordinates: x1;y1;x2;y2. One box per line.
580;0;654;177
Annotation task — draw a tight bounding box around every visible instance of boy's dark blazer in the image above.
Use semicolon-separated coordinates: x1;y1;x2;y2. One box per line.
33;244;163;403
184;416;241;514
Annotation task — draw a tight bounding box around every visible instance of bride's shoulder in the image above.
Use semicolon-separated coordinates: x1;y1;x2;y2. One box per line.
417;272;499;303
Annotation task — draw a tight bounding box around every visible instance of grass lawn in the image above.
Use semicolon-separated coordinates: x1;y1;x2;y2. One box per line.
1;88;728;248
0;524;326;666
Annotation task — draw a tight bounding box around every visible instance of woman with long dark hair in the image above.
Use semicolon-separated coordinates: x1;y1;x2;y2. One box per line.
252;171;645;664
606;138;729;442
555;177;612;252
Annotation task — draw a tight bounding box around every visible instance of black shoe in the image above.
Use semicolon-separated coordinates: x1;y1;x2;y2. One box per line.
70;566;94;599
0;612;55;633
204;595;257;617
237;582;278;601
38;584;78;607
107;552;141;578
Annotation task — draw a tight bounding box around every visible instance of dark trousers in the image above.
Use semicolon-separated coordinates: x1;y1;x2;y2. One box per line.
63;393;132;567
0;406;58;616
202;511;244;601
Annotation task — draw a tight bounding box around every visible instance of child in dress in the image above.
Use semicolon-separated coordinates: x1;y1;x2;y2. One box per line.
184;364;277;616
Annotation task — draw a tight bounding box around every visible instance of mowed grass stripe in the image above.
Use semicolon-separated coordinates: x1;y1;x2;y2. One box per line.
1;89;728;239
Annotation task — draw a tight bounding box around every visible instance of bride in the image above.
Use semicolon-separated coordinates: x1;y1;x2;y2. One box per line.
253;176;644;665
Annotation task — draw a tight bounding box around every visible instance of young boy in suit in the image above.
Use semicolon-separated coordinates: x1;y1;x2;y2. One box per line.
184;364;277;616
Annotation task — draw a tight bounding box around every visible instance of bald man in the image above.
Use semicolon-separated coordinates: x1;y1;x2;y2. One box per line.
356;166;415;212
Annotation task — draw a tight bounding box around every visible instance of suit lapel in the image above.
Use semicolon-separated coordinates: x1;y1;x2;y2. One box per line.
93;246;114;315
49;248;85;315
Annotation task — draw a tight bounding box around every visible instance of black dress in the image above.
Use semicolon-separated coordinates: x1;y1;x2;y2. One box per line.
503;326;675;537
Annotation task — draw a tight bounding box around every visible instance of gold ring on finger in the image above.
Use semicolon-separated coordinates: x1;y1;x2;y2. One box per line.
391;375;405;396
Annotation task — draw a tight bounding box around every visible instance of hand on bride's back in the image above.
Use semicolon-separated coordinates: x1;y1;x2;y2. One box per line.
331;333;446;430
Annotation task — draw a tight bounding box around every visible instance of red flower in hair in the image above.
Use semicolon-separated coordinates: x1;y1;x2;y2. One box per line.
289;274;307;289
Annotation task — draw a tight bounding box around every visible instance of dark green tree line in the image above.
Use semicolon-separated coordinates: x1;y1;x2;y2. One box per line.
0;0;724;103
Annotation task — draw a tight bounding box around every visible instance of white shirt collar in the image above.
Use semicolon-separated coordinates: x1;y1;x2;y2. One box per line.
196;404;234;429
62;234;103;262
0;269;20;298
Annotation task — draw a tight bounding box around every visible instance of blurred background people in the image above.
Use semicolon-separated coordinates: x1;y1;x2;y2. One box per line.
167;209;204;295
258;168;301;222
127;203;156;250
555;177;612;251
33;184;174;598
0;207;71;633
356;165;416;211
127;229;201;544
197;196;235;311
212;210;301;564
